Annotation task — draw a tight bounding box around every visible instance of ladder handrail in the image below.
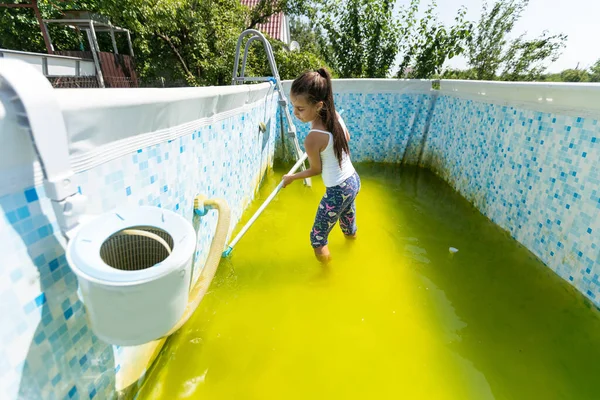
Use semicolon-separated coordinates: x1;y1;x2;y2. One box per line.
240;36;260;80
232;29;310;186
233;29;281;86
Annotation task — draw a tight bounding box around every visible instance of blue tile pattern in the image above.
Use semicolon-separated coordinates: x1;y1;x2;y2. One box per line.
278;92;435;164
0;92;278;399
423;95;600;305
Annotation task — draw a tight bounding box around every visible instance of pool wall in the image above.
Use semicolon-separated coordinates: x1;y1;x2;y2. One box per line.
279;80;436;164
282;79;600;308
0;76;279;399
424;80;600;308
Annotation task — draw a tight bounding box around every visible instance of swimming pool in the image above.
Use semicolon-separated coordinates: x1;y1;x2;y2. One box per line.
136;164;600;399
1;66;599;399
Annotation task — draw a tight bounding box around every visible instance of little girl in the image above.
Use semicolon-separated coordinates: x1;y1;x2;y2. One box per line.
282;68;361;263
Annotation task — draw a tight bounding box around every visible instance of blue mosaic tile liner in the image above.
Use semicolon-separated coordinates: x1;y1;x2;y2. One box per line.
423;94;600;306
0;93;278;400
277;92;435;164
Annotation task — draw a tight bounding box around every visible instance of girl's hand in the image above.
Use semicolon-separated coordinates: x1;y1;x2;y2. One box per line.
282;174;295;188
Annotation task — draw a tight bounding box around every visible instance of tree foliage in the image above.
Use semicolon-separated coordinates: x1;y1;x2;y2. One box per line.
397;0;471;79
275;47;332;79
589;59;600;82
245;35;332;80
115;0;249;85
468;0;526;80
319;0;399;78
542;60;600;83
289;17;328;60
0;0;578;84
558;69;590;83
499;31;567;81
0;1;89;53
467;0;567;81
245;0;316;30
440;68;479;80
0;0;328;85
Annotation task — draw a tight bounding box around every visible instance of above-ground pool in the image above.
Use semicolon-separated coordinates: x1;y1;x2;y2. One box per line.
136;164;600;400
2;69;600;400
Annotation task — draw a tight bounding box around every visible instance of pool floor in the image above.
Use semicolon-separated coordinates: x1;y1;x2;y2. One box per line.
137;164;600;400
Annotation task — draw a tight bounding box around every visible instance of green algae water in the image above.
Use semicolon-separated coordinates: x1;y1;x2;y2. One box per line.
137;164;600;400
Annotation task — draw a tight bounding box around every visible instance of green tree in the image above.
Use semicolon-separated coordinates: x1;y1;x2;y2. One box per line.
319;0;399;78
397;1;472;79
468;0;567;81
558;68;590;83
0;1;91;53
0;0;328;86
245;0;317;29
500;31;567;81
468;0;526;80
540;72;562;82
105;0;248;85
289;17;328;60
245;35;332;79
589;59;600;82
440;68;478;80
274;47;332;79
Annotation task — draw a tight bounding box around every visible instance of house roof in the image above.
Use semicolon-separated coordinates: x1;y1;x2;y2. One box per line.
240;0;284;41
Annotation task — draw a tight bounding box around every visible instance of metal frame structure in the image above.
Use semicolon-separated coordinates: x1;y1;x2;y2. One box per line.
43;16;134;88
0;48;96;78
232;29;311;187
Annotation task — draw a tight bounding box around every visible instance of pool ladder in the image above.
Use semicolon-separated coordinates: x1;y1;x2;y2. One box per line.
224;30;311;257
231;29;310;187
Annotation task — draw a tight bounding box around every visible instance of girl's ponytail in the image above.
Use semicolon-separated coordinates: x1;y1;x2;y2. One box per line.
291;67;350;167
316;68;349;167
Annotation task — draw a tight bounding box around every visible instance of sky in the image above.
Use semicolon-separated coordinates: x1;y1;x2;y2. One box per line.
398;0;600;73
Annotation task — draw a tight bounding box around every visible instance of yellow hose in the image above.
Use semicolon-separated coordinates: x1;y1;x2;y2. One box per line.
166;197;231;335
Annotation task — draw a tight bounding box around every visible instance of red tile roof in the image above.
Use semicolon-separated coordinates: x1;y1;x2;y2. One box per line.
241;0;284;41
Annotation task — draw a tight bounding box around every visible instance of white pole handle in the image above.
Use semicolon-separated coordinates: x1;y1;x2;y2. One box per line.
223;152;309;256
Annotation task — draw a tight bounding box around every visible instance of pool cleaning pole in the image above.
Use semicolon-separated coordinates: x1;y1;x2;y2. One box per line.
222;152;309;257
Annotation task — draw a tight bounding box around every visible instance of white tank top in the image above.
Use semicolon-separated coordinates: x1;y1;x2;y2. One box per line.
311;117;355;187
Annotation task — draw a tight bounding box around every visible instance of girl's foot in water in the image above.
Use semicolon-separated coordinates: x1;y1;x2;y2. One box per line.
314;245;331;263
